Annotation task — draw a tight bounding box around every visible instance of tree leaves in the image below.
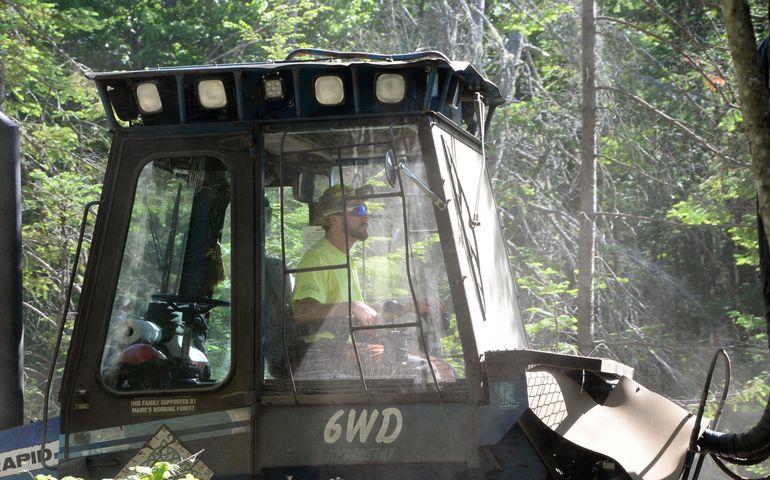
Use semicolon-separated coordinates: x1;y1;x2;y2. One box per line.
2;0;767;435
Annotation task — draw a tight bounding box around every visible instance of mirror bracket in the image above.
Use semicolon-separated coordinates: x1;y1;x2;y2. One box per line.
385;150;447;210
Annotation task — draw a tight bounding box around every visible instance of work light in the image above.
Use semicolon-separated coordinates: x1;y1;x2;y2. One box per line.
264;77;284;100
314;75;345;105
135;82;163;114
197;79;227;109
376;73;406;103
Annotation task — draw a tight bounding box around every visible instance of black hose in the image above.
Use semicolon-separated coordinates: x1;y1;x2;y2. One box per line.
699;412;770;461
682;349;730;479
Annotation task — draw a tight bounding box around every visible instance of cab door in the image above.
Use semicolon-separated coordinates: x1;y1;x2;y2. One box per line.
59;128;257;479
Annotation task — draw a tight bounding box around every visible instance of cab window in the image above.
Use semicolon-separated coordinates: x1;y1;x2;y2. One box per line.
101;156;232;391
261;124;464;393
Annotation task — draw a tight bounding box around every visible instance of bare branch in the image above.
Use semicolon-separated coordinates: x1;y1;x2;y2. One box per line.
597;15;737;107
599;85;740;165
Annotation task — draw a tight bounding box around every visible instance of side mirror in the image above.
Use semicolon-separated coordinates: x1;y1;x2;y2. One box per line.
385;149;399;188
293;171;320;203
383;149;446;210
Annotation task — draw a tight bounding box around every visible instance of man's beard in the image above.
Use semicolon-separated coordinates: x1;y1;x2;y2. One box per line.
351;224;369;241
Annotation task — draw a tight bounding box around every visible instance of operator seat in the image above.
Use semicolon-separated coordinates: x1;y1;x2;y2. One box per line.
263;256;301;379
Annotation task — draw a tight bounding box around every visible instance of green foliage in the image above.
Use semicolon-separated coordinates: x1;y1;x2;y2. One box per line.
729;310;767;349
265;188;309;267
54;0;378;69
2;0;108;421
222;0;326;60
34;461;200;480
667;172;758;266
2;0;768;439
129;461;199;480
440;314;465;376
516;254;579;353
485;0;768;414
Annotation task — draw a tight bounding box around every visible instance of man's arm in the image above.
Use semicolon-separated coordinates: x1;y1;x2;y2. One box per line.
293;297;380;326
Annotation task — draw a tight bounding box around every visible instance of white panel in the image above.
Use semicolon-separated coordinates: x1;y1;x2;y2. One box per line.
432;125;527;352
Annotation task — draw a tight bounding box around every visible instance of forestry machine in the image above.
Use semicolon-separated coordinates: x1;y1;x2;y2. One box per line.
0;49;767;480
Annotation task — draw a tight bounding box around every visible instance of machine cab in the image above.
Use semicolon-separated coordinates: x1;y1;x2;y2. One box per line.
58;51;530;478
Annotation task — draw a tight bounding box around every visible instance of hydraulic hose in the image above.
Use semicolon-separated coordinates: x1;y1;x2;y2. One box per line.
698;407;770;460
681;349;729;480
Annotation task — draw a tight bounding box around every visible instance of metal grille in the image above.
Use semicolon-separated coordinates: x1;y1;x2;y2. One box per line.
526;370;567;429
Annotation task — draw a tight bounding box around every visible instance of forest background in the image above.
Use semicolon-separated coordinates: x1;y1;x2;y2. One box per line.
1;0;769;476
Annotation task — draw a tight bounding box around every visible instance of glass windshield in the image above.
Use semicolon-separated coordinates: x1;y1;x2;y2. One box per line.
101;156;232;392
262;124;464;394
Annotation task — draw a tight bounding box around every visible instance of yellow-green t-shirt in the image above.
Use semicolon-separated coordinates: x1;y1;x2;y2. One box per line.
292;238;363;309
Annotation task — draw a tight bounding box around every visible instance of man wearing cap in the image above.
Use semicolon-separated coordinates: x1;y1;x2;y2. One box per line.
289;183;454;380
292;184;380;333
288;184;387;378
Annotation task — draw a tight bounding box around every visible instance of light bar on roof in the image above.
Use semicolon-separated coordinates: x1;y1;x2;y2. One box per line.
135;82;163;114
197;79;227;109
376;73;406;103
314;75;344;105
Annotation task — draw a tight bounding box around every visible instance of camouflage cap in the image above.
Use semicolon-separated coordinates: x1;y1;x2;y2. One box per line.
313;183;374;225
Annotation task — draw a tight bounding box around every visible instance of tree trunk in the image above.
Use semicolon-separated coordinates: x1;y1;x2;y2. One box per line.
721;0;770;250
1;48;5;112
470;0;486;66
577;0;598;355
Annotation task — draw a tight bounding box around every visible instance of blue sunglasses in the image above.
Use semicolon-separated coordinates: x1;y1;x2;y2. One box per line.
345;204;368;217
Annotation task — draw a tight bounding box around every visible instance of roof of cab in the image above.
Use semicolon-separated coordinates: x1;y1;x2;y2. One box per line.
89;49;504;129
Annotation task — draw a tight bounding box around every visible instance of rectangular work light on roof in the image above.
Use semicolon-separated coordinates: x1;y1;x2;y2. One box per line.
197;79;227;109
314;75;345;105
376;73;406;103
135;82;163;114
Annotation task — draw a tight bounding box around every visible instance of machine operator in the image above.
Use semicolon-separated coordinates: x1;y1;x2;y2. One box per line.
289;184;451;379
